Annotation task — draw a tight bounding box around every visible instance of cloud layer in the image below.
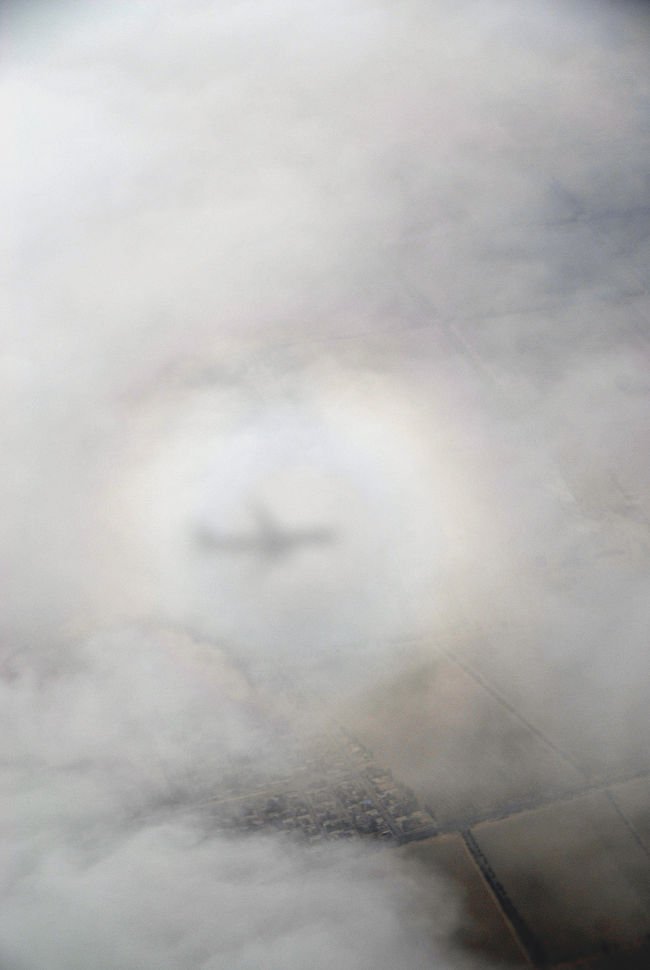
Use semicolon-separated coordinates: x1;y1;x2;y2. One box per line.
3;0;649;966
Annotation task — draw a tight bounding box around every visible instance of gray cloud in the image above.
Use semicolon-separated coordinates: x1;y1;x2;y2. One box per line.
0;625;456;969
1;824;453;970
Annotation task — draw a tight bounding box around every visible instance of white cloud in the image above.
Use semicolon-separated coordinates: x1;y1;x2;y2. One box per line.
3;0;649;965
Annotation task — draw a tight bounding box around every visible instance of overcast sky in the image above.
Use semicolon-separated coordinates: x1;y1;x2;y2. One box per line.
3;1;649;967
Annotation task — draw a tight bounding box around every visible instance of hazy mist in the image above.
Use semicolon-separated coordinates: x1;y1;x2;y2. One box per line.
3;0;649;966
